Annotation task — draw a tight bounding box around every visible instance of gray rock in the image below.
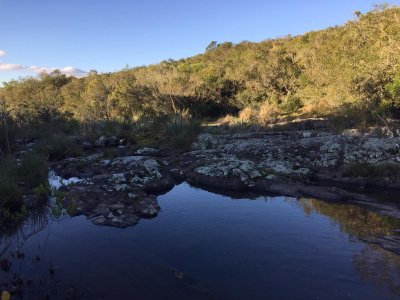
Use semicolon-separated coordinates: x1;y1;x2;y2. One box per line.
107;136;119;146
342;128;363;137
81;142;93;149
135;147;159;155
94;136;106;147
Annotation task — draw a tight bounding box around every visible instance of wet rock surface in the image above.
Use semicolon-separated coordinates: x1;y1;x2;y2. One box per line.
50;125;400;231
180;126;400;217
52;152;174;228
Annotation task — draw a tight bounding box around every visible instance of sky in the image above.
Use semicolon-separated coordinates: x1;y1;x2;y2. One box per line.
1;0;399;83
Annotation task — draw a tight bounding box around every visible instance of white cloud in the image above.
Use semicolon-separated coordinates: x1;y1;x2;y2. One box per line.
0;63;23;71
0;49;87;78
25;65;88;77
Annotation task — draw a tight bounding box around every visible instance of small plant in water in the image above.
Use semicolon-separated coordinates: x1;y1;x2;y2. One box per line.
34;183;51;200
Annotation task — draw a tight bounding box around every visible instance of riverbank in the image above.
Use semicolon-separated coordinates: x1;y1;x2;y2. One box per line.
35;118;400;230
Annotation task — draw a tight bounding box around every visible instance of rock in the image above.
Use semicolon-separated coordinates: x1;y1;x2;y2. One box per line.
91;215;107;225
110;173;126;183
107;136;119;146
94;136;106;147
342;128;363;137
81;142;93;149
25;142;36;149
135;147;158;155
49;119;400;230
193;133;218;150
112;156;142;166
143;159;162;177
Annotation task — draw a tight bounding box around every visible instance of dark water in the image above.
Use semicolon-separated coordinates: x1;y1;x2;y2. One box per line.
1;183;400;299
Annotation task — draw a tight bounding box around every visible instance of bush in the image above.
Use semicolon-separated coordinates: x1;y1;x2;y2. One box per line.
0;158;24;223
164;116;201;151
258;102;280;125
280;95;303;114
36;134;82;160
238;107;254;123
18;153;49;188
331;103;371;132
0;176;23;208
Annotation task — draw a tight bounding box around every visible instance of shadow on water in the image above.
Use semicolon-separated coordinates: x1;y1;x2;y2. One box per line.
1;183;400;299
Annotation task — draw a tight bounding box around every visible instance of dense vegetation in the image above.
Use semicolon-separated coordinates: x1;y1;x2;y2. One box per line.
2;5;400;127
1;5;400;223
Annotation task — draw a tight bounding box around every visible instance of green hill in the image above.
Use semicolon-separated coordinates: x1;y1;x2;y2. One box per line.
1;5;400;126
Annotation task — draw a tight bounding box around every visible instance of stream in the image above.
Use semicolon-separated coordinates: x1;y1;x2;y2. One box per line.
1;183;400;299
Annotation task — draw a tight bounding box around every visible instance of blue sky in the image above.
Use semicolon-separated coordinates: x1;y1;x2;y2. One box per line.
1;0;399;83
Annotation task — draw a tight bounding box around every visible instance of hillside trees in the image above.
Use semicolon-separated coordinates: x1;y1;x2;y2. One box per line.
0;6;399;126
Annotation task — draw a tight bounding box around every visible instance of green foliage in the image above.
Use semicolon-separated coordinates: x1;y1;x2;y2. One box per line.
0;157;24;224
0;153;50;224
280;94;303;114
66;200;78;216
18;153;49;188
33;183;51;199
0;6;399;128
331;103;372;131
35;134;82;160
163;115;201;151
206;41;218;52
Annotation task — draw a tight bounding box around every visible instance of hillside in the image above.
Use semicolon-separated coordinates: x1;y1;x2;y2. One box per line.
1;5;400;128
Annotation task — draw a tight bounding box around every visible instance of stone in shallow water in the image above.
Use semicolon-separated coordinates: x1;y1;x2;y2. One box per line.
91;215;107;225
90;213;139;227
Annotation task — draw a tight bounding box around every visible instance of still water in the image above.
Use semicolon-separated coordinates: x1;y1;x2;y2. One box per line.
1;183;400;299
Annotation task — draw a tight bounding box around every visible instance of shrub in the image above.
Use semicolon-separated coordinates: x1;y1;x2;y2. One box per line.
258;102;280;125
218;114;237;125
164;116;201;151
0;157;23;223
33;183;51;200
331;103;371;132
238;107;254;123
280;95;303;114
0;176;23;208
18;153;49;188
36;134;82;160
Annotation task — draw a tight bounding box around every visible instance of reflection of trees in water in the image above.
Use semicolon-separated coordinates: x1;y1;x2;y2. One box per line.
295;197;400;295
0;206;52;257
354;245;400;294
0;206;74;298
296;198;400;238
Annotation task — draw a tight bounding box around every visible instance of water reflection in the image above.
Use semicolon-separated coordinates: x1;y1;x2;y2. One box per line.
1;184;400;299
294;197;400;296
354;245;400;295
0;206;50;255
296;198;400;238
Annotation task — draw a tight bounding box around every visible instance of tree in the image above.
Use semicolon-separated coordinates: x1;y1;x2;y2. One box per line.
82;73;110;121
206;41;218;52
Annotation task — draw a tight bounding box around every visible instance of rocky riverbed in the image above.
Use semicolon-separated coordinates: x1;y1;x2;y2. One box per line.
42;120;400;231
